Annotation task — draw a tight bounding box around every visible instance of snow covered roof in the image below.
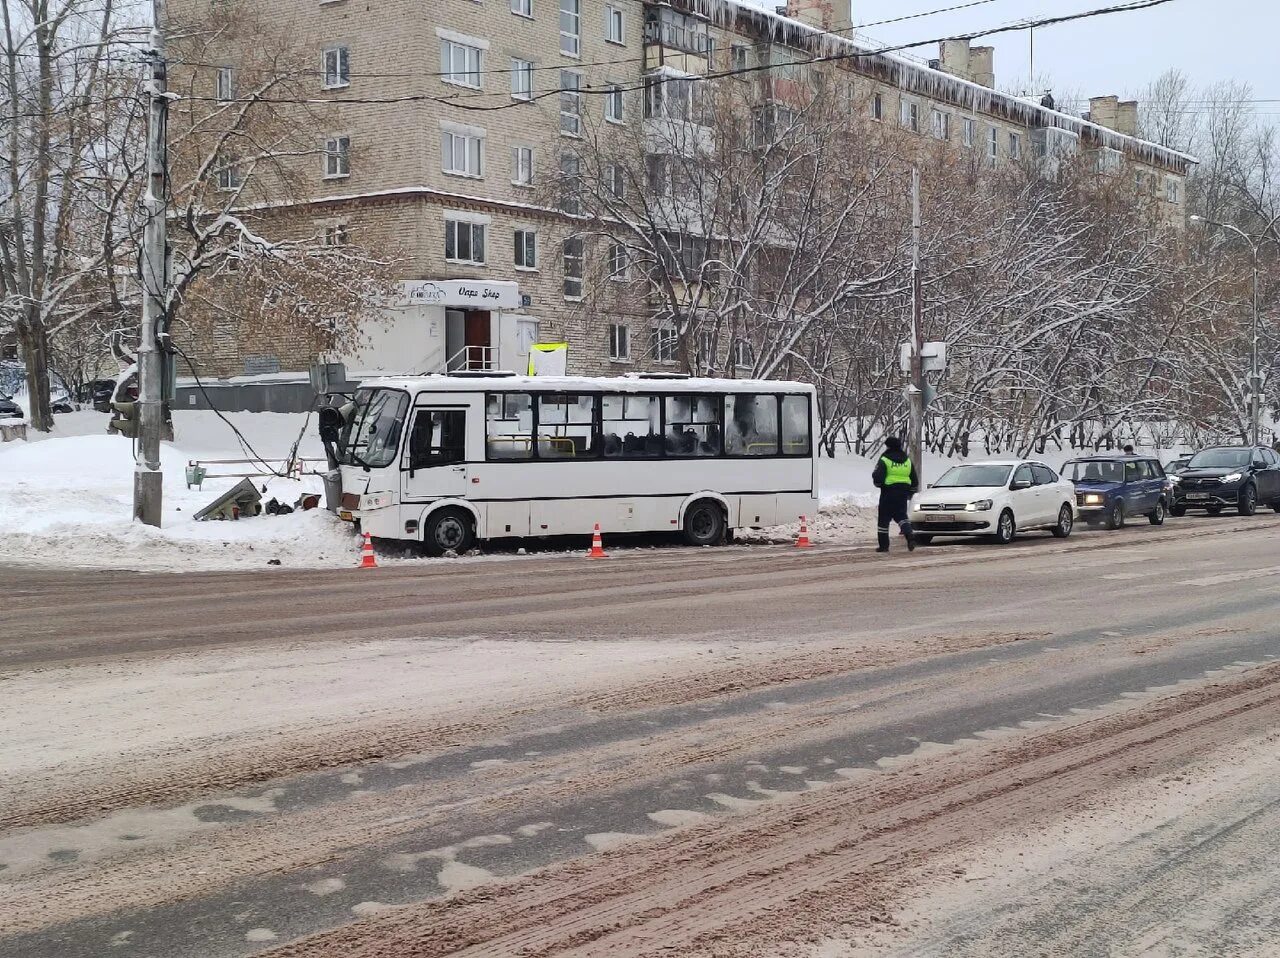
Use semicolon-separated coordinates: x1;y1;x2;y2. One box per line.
359;373;816;394
677;0;1197;173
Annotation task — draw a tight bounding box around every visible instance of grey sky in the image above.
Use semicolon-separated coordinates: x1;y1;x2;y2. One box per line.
840;0;1276;112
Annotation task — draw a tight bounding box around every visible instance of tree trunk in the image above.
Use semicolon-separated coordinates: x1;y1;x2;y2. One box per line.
19;312;54;431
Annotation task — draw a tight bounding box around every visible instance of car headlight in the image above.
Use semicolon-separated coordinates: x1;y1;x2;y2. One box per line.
1170;474;1181;483
1083;493;1104;505
1221;472;1243;483
965;499;993;512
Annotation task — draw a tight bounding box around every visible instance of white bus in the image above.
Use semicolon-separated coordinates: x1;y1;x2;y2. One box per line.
325;373;819;555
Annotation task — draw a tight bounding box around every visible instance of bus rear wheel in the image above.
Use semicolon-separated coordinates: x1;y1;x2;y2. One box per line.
682;500;726;547
424;507;475;557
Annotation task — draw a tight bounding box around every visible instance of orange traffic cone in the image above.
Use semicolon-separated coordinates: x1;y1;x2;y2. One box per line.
794;515;813;549
358;532;378;569
586;522;608;559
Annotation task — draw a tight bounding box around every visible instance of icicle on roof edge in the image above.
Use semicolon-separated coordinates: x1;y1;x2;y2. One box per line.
672;0;1197;173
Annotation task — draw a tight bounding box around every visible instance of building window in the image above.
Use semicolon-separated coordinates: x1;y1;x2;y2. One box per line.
514;228;537;269
440;38;482;89
322;223;348;246
962;117;974;148
560;152;582;214
563;236;583;298
441;127;484;178
988;125;999;162
216;157;241;191
323;46;349;89
445;218;486;265
560;70;582;136
644;74;702;123
512;145;534;186
608;323;630;360
1166;178;1180;203
608;242;627;279
653;324;678;364
644;7;711;56
604;162;625;199
511;0;532;17
604;83;624;123
605;4;625;45
215;66;234;102
870;91;883;121
511;58;533;100
731;43;749;70
560;0;580;57
1008;132;1022;160
323;136;350;178
931;109;949;140
732;339;754;369
900;98;919;133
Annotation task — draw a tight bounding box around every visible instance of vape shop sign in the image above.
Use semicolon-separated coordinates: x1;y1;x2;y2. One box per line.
403;280;520;310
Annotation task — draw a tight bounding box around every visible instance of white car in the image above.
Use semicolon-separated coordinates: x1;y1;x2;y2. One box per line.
909;459;1077;545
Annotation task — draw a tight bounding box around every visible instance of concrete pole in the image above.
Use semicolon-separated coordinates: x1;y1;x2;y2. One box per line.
134;0;168;527
908;165;925;476
1251;246;1261;446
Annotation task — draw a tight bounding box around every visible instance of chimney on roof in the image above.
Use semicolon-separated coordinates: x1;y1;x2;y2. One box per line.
1088;95;1139;136
937;39;995;88
786;0;852;36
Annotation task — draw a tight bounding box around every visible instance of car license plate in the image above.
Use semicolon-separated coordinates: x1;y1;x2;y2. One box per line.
1186;494;1210;502
922;514;951;523
339;510;353;521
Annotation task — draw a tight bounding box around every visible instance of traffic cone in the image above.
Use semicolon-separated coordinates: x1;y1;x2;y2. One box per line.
358;532;378;569
794;515;813;549
586;522;608;559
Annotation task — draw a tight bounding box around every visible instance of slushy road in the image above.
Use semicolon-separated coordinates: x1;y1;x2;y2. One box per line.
2;514;1278;956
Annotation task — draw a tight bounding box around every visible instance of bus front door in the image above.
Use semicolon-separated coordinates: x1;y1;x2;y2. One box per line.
403;407;469;502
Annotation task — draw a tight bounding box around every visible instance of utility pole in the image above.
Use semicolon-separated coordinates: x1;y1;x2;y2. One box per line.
135;0;169;527
1250;244;1261;446
908;165;925;474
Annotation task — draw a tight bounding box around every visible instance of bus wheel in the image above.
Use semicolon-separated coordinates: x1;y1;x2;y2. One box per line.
424;507;475;557
682;500;726;547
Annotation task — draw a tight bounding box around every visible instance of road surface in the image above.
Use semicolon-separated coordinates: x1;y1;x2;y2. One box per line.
2;514;1279;957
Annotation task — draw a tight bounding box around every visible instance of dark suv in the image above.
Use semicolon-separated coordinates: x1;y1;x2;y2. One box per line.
1063;455;1171;528
1172;445;1280;516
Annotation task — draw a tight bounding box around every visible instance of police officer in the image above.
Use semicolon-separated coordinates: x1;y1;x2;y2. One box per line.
872;436;919;553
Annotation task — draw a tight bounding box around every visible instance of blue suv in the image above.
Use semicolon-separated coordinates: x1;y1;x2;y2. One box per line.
1063;455;1171;529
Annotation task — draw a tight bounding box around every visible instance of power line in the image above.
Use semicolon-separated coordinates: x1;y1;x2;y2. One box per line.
169;0;1182;116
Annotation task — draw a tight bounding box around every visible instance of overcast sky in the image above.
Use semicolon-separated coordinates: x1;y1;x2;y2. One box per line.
838;0;1276;113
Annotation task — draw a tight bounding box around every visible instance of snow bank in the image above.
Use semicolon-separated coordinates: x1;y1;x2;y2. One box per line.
0;414;358;572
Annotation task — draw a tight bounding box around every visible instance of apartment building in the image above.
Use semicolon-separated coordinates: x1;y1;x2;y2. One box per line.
174;0;1194;391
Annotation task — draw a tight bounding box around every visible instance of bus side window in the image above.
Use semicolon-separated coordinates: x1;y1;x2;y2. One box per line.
725;394;778;456
665;394;721;456
537;394;596;459
602;394;662;458
780;395;810;456
486;393;533;460
409;409;466;470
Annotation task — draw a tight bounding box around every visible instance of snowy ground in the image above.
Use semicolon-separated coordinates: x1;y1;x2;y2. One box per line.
0;411;1183;573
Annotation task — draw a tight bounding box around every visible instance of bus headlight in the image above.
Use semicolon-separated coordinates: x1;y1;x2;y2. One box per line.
361;493;392;510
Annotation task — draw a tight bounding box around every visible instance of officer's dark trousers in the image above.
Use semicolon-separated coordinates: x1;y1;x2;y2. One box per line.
877;489;914;550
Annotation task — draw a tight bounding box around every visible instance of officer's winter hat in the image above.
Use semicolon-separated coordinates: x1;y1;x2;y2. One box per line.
884;435;904;452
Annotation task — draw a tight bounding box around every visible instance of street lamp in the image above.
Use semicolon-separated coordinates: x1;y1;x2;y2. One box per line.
1190;214;1273;446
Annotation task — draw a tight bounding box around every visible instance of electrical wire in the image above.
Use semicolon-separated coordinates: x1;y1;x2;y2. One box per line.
163;0;1180;111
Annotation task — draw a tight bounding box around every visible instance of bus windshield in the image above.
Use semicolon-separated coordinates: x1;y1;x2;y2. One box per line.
1063;460;1124;483
341;388;409;468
